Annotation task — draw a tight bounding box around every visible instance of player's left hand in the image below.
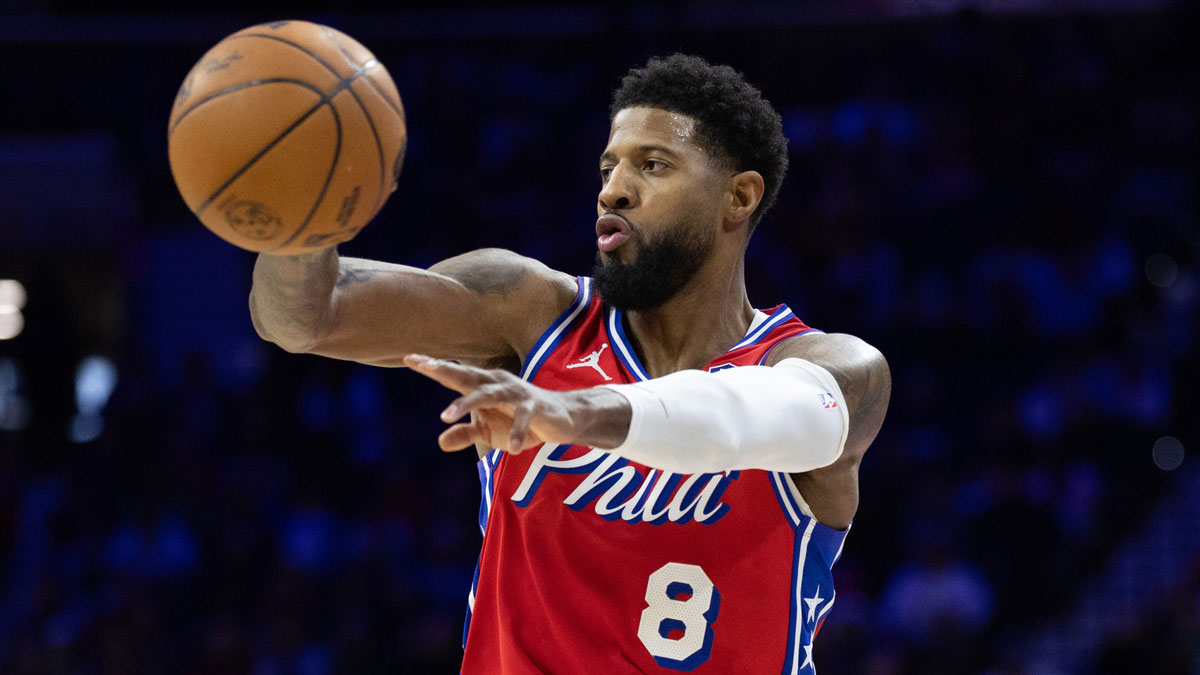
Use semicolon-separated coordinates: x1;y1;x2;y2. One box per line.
404;354;628;454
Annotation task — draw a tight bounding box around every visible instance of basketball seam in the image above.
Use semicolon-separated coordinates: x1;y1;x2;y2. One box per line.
322;28;389;215
195;94;328;213
193;96;328;216
231;31;393;217
273;99;345;251
362;72;405;120
193;65;372;221
169;78;323;139
230;32;347;81
347;76;388;216
254;28;402;120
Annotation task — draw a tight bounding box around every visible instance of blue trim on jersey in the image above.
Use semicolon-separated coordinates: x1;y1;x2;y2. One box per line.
608;303;816;380
606;307;650;381
785;519;823;674
779;472;808;526
729;305;795;351
770;472;851;673
831;529;848;566
780;522;805;674
769;472;852;565
463;555;481;649
811;521;851;568
467;450;503;649
477;450;500;535
476;462;489;535
463;605;470;650
769;472;804;530
520;276;592;382
815;591;837;628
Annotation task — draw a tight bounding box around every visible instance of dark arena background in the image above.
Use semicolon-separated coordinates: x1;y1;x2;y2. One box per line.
0;1;1196;672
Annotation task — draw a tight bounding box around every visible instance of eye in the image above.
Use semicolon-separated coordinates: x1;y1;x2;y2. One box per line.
643;159;666;172
599;166;613;182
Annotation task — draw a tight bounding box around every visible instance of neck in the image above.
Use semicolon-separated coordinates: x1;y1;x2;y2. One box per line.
621;253;754;378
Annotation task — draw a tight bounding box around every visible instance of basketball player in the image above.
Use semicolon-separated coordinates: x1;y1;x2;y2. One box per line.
249;54;890;673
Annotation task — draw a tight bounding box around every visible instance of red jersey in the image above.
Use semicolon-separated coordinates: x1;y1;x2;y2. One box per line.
462;277;849;674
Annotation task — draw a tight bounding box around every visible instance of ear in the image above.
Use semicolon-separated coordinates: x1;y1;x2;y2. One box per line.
724;170;765;231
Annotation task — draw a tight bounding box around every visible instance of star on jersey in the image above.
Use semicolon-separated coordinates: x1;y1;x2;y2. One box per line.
799;640;814;670
804;586;825;624
565;343;612;381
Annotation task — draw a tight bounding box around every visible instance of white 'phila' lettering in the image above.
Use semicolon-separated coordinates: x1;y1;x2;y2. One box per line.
510;444;737;525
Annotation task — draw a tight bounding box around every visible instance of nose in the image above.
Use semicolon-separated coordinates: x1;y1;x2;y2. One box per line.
598;163;636;212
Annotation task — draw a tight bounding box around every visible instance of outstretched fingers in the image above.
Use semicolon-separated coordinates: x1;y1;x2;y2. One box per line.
441;382;525;422
404;354;494;394
406;355;568;455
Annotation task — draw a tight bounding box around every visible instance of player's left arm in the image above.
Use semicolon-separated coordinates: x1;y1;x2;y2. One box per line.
764;332;891;529
764;332;891;470
405;333;889;482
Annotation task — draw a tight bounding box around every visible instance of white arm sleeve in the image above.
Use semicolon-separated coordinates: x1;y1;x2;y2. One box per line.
599;358;849;474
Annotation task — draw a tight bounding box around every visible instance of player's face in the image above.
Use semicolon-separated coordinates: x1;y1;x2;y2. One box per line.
596;107;725;260
593;107;726;310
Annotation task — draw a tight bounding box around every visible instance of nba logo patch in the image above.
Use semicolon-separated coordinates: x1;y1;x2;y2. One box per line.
818;392;838;409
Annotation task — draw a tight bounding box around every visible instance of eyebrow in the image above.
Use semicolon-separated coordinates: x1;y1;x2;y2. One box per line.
599;144;679;166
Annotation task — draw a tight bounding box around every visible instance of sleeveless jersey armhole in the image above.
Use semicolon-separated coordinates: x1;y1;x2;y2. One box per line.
519;276;592;382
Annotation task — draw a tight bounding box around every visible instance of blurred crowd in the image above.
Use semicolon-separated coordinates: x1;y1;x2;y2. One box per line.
0;6;1196;674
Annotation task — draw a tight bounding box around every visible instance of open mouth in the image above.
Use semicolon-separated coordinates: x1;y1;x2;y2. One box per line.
596;213;631;252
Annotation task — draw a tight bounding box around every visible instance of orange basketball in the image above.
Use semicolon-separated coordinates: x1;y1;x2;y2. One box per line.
168;20;406;254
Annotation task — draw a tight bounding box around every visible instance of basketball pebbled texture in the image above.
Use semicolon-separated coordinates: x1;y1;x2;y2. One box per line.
168;20;407;254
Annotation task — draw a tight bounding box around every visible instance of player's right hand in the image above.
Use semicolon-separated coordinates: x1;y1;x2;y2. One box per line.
404;355;630;454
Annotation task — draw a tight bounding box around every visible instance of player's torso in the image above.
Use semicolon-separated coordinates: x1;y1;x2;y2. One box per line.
463;277;848;675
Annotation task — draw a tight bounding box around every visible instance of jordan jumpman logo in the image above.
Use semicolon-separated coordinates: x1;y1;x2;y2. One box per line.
566;343;612;381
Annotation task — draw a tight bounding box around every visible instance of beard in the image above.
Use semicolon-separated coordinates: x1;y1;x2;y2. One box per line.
592;217;715;312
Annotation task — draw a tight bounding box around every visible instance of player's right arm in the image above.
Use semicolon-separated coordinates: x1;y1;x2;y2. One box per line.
248;247;577;369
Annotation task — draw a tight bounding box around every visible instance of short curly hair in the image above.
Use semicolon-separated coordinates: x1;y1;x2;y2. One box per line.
610;54;789;231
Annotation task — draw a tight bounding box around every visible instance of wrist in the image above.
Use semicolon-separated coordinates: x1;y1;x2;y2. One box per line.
567;387;632;450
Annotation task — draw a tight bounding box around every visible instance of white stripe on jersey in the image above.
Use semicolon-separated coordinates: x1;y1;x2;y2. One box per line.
520;278;591;381
730;307;794;351
772;472;801;527
832;530;849;565
607;309;650;381
481;456;495;534
790;519;817;674
816;592;836;623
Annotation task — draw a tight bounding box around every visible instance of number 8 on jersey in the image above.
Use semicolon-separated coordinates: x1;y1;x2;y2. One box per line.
637;563;721;671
